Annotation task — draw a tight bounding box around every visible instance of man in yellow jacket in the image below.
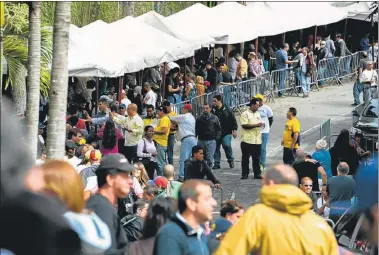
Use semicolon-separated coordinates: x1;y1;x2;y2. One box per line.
214;164;338;255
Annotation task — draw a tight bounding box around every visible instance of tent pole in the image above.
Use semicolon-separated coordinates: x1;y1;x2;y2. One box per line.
282;33;286;44
95;77;99;115
118;76;123;103
299;29;303;47
191;56;195;73
371;14;375;64
184;58;187;86
255;38;258;55
314;25;318;51
343;18;348;39
212;47;215;66
225;44;229;64
162;62;167;100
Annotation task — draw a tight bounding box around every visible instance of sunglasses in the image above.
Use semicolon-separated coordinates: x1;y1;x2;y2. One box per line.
303;184;312;187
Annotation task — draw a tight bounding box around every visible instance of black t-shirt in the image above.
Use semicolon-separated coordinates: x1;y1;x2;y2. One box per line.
165;74;179;97
86;193;128;255
293;159;321;192
222;72;233;83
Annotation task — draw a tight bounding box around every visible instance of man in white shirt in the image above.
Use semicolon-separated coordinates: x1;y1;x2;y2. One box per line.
360;61;378;104
143;82;157;108
121;89;131;109
169;104;196;182
254;94;273;172
111;104;144;163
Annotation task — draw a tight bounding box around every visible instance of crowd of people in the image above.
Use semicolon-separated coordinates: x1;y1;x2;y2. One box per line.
2;29;378;255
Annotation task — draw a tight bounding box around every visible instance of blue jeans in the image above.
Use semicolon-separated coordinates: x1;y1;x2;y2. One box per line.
223;86;232;108
214;134;234;166
300;72;310;95
167;134;175;165
279;70;287;95
260;133;269;168
353;81;364;104
318;66;326;85
155;143;167;176
197;139;216;168
179;136;197;178
263;60;269;72
167;94;181;105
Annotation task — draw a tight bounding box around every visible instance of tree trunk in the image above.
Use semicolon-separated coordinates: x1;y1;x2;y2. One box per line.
154;2;161;14
26;1;41;160
11;73;27;116
46;1;71;159
123;2;134;17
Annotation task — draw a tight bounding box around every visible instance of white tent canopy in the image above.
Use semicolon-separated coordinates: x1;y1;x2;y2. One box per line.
135;11;215;49
332;2;376;22
68;16;197;77
246;2;348;38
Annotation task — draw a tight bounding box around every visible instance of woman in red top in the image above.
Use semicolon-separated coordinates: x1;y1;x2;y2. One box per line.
97;119;123;155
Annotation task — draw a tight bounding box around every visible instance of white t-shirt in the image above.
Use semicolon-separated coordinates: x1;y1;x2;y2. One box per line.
316;197;330;219
258;104;273;134
121;97;131;108
144;90;157;106
360;69;378;86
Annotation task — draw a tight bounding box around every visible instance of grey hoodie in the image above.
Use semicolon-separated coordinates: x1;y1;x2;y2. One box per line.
324;36;335;58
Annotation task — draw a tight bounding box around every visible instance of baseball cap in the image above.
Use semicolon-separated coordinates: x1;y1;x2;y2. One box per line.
97;153;135;173
254;93;264;101
204;81;210;87
85;149;102;161
183;104;192;112
210;218;232;239
353;157;378;213
154;176;168;189
120;104;127;109
122;89;126;94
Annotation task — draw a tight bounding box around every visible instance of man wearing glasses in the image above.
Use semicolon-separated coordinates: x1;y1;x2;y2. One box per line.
300;177;318;212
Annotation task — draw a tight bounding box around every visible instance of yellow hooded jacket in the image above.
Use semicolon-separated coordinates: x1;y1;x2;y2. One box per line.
214;184;338;255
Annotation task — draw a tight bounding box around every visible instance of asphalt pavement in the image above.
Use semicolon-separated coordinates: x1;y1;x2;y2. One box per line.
172;79;356;209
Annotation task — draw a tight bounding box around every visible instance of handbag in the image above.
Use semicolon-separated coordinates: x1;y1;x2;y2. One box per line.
134;138;152;166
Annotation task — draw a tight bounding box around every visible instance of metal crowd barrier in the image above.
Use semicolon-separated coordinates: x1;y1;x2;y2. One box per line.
319;119;332;144
172;51;366;115
172;100;190;115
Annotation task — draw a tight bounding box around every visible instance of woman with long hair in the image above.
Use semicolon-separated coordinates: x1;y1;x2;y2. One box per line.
41;160;111;255
97;119;123;155
247;52;262;78
133;162;150;188
329;129;360;176
128;197;177;255
136;125;158;180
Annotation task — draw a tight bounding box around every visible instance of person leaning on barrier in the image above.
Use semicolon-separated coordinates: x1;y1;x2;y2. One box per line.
184;145;221;189
214;164;339;255
281;107;300;165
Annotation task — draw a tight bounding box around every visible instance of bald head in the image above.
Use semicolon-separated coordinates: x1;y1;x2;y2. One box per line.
337;162;349;175
127;104;138;116
263;164;298;186
296;148;306;158
163;164;175;180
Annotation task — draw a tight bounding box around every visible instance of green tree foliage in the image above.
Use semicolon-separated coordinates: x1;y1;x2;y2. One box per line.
3;2;53;96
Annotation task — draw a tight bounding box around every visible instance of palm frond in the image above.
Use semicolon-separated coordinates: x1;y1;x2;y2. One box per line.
5;56;27;90
3;25;53;93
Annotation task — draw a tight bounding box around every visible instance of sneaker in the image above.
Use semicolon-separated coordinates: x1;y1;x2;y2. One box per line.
351;103;359;106
213;165;220;170
254;175;262;180
228;161;235;168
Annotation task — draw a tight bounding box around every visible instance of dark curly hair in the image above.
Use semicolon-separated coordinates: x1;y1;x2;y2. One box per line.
102;119;117;149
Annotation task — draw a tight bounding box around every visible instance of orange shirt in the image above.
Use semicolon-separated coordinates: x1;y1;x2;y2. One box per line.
196;84;205;95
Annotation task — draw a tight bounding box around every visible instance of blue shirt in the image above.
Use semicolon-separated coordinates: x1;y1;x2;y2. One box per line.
312;149;333;179
275;49;288;70
360;37;370;51
155;213;209;255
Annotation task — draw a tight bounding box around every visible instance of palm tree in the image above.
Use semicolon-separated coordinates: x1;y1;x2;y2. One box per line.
45;1;71;159
3;21;52;115
25;1;41;160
